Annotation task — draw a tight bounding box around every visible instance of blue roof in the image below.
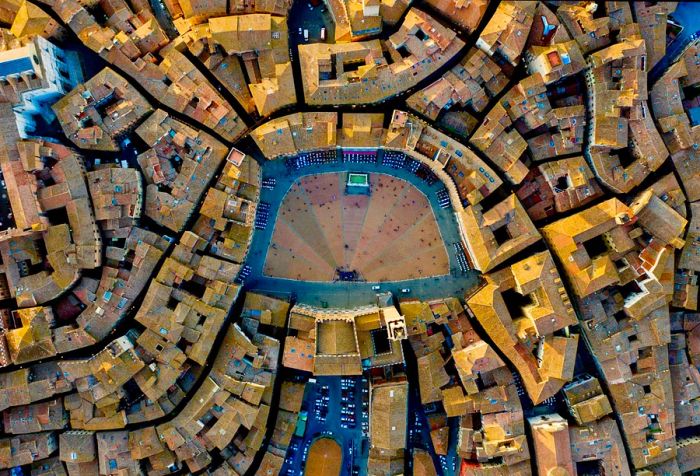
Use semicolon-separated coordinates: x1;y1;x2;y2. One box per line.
0;57;33;78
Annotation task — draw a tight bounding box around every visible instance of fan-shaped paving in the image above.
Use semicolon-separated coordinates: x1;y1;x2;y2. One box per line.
264;173;449;282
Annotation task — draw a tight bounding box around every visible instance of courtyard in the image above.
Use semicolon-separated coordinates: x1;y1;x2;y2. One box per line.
264;172;450;282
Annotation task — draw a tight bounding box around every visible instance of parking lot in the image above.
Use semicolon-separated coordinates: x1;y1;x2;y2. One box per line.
288;0;336;46
281;376;370;476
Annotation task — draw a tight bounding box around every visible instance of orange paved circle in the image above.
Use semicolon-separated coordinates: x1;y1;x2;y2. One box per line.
304;437;342;476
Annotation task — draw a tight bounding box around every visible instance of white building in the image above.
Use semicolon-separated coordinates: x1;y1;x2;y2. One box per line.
0;35;83;137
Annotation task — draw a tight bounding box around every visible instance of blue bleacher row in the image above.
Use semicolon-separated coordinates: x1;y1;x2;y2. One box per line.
436;188;450;209
255;202;271;230
285;150;339;170
382;152;438;186
452;242;470;273
282;149;438;187
382;150;409;169
262;177;277;189
343;150;377;164
236;264;252;284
